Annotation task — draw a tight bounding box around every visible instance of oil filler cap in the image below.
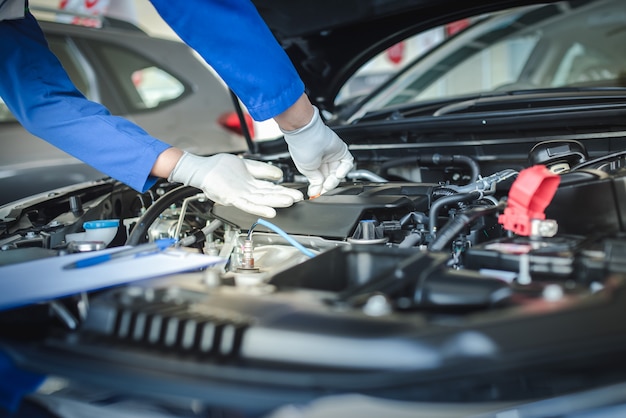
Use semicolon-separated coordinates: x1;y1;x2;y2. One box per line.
528;140;588;173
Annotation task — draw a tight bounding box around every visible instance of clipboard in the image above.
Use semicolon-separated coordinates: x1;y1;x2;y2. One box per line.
0;247;225;312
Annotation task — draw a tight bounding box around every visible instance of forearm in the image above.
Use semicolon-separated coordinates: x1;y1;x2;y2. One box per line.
0;13;171;192
273;94;315;132
151;147;183;179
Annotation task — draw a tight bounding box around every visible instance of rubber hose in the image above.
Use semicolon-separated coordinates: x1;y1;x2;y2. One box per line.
429;190;482;237
126;185;203;246
429;203;504;251
379;154;480;184
398;232;424;248
431;187;458;198
451;155;480;183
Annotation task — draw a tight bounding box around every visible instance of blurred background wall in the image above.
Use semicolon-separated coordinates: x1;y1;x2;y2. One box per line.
31;0;179;39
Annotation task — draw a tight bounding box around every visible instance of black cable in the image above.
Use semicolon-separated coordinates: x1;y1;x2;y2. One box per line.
229;89;258;154
429;202;505;251
379;154;480;183
570;150;626;171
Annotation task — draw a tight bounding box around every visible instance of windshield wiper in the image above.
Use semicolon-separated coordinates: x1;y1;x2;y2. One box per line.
432;87;626;117
357;87;626;123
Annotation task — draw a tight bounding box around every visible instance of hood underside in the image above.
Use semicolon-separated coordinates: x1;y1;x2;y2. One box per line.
251;0;559;111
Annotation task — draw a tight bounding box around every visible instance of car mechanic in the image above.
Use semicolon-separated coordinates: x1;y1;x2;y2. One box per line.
0;0;354;218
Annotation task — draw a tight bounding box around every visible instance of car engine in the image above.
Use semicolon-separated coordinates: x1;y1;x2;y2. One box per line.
2;139;626;414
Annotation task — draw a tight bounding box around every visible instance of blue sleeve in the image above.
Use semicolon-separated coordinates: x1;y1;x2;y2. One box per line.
149;0;305;121
0;12;172;193
0;350;45;413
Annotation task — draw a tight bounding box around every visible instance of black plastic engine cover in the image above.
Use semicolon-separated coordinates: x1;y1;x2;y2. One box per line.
546;169;626;235
211;183;433;238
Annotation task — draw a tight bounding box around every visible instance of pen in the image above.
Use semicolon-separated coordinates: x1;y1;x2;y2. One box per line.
62;238;176;270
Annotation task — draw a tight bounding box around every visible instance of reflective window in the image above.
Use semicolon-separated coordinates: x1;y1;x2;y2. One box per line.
349;0;626;118
94;42;187;111
415;33;539;102
336;26;448;106
552;42;619;86
132;67;185;109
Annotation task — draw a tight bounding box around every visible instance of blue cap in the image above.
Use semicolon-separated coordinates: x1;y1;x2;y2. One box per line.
83;219;120;229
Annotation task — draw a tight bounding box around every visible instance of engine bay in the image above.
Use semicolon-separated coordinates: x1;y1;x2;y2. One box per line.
2;138;626;411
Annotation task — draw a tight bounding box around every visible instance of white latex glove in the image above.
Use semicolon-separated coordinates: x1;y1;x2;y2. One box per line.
282;106;354;198
168;152;303;218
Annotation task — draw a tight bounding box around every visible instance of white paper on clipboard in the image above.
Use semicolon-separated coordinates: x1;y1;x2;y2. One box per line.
0;248;225;311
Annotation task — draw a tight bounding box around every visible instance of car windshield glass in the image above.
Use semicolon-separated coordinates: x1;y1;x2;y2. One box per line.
351;0;626;118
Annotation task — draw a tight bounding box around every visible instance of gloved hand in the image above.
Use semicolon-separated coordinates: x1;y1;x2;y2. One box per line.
168;152;303;218
282;106;354;197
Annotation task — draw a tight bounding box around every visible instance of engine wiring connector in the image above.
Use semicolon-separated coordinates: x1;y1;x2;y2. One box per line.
498;165;560;237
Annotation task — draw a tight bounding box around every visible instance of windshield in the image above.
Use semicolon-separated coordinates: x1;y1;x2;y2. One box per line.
349;0;626;121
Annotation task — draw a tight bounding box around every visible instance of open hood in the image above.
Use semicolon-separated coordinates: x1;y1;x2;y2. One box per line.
5;1;626;416
251;0;558;111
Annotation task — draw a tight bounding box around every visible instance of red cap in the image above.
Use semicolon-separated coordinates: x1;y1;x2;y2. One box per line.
498;165;561;236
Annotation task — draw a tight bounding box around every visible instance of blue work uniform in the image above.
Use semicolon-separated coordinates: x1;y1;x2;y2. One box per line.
0;0;304;192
